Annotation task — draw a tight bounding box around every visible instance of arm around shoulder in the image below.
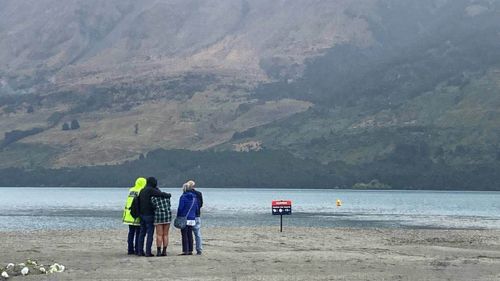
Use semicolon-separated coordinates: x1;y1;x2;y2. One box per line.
151;188;171;198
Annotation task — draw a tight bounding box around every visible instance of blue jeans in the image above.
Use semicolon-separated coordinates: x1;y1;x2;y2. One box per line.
193;217;203;253
138;215;155;255
181;226;194;254
127;225;140;254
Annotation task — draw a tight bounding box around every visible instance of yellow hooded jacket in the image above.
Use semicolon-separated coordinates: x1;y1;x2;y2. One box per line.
122;177;147;225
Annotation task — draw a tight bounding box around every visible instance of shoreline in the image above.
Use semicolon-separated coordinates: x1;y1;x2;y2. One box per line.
1;227;499;280
2;210;500;231
2;216;500;232
2;186;500;192
2;224;500;233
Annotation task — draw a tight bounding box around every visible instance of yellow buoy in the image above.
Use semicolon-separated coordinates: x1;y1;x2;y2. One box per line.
336;199;342;207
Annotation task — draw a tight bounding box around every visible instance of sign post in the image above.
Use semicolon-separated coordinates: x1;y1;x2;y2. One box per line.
272;200;292;232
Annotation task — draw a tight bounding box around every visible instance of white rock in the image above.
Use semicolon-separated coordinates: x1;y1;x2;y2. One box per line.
1;271;9;278
6;264;14;269
21;267;29;276
49;263;65;273
39;267;46;273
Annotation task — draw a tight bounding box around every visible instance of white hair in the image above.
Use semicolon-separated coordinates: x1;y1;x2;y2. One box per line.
182;182;194;193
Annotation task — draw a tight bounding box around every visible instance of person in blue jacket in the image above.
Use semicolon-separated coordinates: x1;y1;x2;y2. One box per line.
177;182;199;255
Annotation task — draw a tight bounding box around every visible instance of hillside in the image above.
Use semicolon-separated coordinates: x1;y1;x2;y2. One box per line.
1;0;500;189
0;0;370;167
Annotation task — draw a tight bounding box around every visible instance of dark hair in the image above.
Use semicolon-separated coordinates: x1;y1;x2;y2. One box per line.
147;177;157;188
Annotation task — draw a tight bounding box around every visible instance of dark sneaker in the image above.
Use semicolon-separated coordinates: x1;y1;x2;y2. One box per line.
196;251;202;255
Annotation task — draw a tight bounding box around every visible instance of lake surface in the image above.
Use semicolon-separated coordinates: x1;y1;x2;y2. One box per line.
1;188;499;231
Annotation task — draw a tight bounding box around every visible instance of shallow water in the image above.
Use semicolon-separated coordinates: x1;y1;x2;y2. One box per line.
1;188;499;230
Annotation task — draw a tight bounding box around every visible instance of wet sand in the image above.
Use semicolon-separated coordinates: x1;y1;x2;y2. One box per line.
1;227;500;280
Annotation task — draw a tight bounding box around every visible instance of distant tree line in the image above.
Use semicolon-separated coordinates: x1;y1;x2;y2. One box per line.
0;149;499;190
1;128;44;148
62;120;80;131
231;128;257;140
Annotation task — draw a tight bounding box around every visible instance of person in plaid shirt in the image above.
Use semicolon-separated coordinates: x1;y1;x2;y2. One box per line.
152;186;172;256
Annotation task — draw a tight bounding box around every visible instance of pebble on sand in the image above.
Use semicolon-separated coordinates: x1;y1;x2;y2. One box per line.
20;267;29;276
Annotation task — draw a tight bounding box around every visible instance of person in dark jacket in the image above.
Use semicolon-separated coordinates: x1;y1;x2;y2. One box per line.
137;177;171;257
177;183;198;255
188;180;204;255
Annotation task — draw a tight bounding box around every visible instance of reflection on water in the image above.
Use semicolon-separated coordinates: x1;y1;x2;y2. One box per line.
1;188;499;230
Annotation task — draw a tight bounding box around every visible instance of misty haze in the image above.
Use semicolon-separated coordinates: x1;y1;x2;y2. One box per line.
1;1;500;280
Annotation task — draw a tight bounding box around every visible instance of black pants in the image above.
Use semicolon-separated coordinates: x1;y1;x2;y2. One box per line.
138;215;155;255
181;226;194;253
127;225;140;254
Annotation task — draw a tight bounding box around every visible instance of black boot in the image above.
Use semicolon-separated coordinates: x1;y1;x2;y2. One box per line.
162;247;167;256
156;247;161;257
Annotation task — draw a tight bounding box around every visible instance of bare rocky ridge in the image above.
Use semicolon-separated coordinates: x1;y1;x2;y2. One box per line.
0;0;373;89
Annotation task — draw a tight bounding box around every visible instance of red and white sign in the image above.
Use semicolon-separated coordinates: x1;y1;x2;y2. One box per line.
272;200;292;206
272;200;292;215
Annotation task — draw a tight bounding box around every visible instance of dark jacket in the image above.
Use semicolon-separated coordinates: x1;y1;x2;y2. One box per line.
139;186;171;216
193;189;203;217
177;191;198;220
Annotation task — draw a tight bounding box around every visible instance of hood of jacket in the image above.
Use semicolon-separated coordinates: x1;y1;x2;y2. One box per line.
133;177;147;191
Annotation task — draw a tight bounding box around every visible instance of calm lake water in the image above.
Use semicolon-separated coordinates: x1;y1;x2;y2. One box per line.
1;188;499;231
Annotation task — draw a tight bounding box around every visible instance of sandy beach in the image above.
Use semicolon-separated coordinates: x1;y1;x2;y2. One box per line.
1;227;500;281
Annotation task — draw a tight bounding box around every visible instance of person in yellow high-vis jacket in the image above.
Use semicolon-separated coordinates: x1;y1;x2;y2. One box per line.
123;177;147;255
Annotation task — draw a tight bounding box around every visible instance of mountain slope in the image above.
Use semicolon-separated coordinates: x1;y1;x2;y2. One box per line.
1;0;500;189
0;0;372;167
0;0;373;93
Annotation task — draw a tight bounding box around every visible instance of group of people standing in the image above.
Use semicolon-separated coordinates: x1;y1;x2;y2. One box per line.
122;177;203;256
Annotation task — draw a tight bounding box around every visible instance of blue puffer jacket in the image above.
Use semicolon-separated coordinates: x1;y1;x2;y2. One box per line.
177;191;198;220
